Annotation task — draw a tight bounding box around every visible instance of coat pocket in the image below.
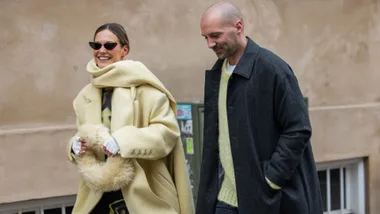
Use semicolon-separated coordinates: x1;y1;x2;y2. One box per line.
151;172;180;212
127;160;179;214
280;170;309;214
261;160;282;212
156;171;178;197
262;161;281;195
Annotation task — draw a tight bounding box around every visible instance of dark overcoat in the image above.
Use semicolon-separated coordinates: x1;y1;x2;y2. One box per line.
196;38;323;214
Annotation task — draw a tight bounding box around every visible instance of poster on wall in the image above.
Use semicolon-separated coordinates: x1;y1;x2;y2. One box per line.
177;104;195;189
177;104;192;120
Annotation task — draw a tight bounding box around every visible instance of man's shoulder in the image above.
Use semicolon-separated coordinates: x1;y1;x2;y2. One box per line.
255;46;294;77
244;38;288;69
257;47;288;67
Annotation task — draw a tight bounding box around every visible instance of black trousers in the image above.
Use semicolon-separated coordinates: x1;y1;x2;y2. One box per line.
90;190;128;214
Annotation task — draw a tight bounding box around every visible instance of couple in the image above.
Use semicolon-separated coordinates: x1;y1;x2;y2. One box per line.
67;1;323;214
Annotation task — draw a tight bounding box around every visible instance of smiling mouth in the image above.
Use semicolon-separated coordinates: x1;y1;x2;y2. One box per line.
214;48;223;53
98;56;111;60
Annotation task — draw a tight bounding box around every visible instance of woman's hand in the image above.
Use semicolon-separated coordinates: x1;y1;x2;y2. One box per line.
103;137;119;157
72;137;87;156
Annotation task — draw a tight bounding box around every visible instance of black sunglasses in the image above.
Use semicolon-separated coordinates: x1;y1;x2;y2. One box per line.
89;42;118;50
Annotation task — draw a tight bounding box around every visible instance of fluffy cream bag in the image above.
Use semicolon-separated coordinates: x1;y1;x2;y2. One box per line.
73;124;135;193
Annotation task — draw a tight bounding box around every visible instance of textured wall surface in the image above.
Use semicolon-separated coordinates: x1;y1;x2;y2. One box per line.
1;0;379;212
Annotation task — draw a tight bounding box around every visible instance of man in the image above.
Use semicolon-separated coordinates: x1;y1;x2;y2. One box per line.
196;1;323;214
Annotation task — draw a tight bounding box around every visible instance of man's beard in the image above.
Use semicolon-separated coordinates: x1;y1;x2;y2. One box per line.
216;52;227;59
213;44;236;60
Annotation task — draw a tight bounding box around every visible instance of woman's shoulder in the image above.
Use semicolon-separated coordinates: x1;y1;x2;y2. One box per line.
73;84;99;103
75;83;92;96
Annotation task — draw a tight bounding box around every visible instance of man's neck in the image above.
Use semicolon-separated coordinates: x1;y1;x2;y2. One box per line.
228;37;248;65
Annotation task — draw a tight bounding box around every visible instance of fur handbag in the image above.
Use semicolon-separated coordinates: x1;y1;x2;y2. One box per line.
73;124;135;193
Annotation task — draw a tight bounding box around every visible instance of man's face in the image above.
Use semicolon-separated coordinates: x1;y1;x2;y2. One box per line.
200;15;239;60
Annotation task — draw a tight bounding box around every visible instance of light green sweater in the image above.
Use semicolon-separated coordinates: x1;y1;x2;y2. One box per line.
217;59;238;207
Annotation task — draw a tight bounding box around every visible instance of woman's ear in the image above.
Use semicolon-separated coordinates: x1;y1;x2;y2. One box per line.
122;45;129;57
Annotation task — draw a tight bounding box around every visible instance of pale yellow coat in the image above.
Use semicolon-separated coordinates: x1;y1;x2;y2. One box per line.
67;60;194;214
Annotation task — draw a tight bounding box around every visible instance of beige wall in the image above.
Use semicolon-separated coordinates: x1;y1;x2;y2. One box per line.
1;0;379;213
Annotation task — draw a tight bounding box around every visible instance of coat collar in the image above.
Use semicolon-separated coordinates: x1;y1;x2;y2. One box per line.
207;37;260;79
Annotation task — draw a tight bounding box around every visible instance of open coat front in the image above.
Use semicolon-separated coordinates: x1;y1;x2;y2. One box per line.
67;60;194;214
196;38;323;214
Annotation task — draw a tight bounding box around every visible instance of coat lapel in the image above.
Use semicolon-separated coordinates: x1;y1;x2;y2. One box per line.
205;59;223;110
204;61;222;153
83;86;102;125
81;86;135;132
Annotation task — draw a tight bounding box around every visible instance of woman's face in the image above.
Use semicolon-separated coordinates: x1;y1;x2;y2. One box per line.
93;29;128;69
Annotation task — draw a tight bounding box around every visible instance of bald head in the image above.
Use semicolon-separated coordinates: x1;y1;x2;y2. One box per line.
200;1;247;64
202;1;243;26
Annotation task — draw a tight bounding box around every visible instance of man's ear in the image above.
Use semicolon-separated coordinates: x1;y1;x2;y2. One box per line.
235;20;243;33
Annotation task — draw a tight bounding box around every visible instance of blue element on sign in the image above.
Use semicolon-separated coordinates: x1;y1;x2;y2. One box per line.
177;104;192;120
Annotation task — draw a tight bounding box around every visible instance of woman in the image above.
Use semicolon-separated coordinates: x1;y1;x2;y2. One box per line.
67;23;194;214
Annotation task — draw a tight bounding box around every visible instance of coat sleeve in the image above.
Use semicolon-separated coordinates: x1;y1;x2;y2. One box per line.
112;92;180;160
265;64;312;188
67;120;82;163
67;98;83;164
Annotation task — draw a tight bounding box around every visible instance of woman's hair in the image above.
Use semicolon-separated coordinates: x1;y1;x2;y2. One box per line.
94;23;130;52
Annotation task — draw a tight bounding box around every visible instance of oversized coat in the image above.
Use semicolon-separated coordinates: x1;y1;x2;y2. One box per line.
196;38;323;214
67;63;194;214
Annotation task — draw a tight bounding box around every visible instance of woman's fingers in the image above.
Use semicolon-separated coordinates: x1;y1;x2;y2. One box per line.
79;137;86;144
